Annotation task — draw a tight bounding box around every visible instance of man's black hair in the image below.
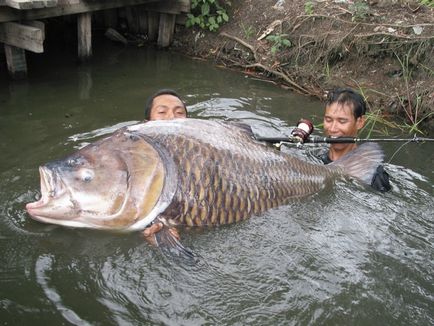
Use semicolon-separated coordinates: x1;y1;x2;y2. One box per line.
326;88;367;119
144;89;187;120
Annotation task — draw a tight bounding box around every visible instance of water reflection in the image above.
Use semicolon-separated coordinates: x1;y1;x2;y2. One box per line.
0;44;433;325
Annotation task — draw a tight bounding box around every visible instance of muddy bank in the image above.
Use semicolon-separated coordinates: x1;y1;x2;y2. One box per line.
170;0;434;134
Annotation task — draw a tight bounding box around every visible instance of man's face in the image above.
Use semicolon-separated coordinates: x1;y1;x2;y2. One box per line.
323;102;364;138
149;94;187;121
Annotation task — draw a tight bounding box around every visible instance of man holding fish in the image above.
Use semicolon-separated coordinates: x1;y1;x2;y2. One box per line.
144;89;188;121
144;88;391;192
319;88;391;192
24;87;390;255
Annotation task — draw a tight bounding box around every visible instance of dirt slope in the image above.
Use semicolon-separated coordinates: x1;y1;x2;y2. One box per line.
171;0;434;133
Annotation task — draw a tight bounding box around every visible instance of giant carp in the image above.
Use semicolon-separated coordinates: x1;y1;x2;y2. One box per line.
26;119;383;253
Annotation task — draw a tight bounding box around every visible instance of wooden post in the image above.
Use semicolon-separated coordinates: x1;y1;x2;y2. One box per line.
157;13;175;48
77;12;92;61
147;11;159;42
4;44;27;79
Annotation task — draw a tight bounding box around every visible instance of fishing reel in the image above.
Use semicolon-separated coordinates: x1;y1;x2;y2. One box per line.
290;119;314;146
270;118;314;150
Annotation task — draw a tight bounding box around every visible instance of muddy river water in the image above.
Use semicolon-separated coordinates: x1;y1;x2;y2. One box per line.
0;43;433;325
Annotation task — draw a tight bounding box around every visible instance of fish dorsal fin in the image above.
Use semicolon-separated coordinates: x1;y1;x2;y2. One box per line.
226;121;255;138
330;142;384;184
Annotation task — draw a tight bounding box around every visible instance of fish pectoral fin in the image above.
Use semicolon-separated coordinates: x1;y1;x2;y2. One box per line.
143;222;196;260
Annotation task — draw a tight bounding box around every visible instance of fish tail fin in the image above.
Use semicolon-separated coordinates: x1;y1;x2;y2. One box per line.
330;142;384;184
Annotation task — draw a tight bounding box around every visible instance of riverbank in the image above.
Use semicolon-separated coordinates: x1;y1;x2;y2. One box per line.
170;0;434;134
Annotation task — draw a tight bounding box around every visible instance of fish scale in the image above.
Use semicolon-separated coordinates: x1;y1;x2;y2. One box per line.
139;120;335;227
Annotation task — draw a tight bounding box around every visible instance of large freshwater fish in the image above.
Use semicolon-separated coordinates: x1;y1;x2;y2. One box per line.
26;119;383;253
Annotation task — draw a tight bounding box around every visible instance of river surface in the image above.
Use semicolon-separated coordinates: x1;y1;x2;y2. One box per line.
0;43;433;325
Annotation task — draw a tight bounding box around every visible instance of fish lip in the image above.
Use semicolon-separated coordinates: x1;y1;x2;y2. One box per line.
26;166;67;216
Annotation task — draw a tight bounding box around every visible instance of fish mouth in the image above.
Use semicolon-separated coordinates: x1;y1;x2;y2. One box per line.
26;166;68;220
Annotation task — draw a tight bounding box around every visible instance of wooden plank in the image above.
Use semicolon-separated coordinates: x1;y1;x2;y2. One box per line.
0;0;57;9
157;13;175;47
0;0;160;23
43;0;58;7
77;12;91;61
23;20;45;36
143;0;190;14
4;43;27;79
0;0;33;10
0;21;44;52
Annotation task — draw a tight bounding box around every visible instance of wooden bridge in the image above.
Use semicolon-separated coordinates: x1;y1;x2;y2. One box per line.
0;0;190;78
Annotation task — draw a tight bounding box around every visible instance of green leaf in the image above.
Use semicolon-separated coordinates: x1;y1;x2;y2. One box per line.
201;3;210;16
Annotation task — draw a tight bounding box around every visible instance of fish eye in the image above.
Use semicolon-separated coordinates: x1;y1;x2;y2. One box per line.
80;169;94;182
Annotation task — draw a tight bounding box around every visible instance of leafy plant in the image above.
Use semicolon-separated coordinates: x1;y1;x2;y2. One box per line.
186;0;230;32
304;1;314;15
349;1;370;21
266;33;291;55
419;0;433;8
240;22;255;39
323;62;331;80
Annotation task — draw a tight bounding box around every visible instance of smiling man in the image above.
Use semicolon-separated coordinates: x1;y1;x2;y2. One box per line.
144;89;187;121
320;88;391;192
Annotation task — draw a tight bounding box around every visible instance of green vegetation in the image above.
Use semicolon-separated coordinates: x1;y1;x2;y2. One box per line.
349;1;370;21
304;1;314;15
393;51;426;134
419;0;433;7
186;0;231;32
240;22;255;39
266;33;292;55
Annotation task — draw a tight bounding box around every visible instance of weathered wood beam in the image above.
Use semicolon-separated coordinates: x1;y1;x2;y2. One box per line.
4;43;27;79
23;19;45;33
0;0;159;23
0;21;44;52
143;0;190;14
157;13;175;47
0;0;33;9
77;12;91;61
0;0;58;10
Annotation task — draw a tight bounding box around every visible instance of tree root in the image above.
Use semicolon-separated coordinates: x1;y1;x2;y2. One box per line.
219;32;314;95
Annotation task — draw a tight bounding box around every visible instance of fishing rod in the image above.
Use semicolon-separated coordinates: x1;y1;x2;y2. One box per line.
256;134;434;144
255;119;434;145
